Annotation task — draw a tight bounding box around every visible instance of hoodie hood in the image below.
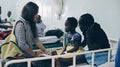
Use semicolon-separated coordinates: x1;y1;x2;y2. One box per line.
89;22;101;30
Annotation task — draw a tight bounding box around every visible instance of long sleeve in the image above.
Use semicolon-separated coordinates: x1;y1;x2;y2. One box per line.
87;23;110;50
81;32;87;47
15;22;29;51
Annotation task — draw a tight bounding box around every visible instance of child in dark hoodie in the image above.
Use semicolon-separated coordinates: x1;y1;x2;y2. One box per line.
79;13;110;50
78;13;110;66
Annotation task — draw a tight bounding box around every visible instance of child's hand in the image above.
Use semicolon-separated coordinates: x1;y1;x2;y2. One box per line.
43;49;48;54
61;51;67;54
64;51;67;53
67;50;73;53
35;51;43;57
46;51;51;55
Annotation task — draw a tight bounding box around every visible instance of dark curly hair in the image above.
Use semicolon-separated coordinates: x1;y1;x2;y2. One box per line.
79;13;94;27
66;17;78;28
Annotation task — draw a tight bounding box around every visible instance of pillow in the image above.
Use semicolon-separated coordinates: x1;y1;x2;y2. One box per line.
39;36;60;44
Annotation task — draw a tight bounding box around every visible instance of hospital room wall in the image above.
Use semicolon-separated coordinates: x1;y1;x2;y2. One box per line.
0;0;120;39
0;0;17;21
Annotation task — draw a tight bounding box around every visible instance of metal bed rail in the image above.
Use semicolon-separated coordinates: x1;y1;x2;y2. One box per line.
4;38;118;67
4;47;117;67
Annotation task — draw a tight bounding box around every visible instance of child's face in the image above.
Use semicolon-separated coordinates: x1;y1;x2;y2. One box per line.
65;22;72;32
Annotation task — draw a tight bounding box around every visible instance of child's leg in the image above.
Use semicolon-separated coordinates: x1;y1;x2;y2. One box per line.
51;51;60;67
59;55;87;67
59;58;73;67
52;51;57;55
55;58;61;67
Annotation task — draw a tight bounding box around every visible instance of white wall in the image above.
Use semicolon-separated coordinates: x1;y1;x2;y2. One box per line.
0;0;120;39
0;0;17;20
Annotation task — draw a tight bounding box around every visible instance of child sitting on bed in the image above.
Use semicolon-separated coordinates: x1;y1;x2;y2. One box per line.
53;17;83;55
62;17;83;54
52;17;84;67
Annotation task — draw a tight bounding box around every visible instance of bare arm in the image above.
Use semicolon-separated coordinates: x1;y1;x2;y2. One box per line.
36;41;47;53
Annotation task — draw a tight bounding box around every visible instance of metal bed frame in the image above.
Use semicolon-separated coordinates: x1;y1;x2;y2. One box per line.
3;38;118;67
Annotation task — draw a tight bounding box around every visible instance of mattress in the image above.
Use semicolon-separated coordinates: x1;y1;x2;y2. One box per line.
39;36;60;44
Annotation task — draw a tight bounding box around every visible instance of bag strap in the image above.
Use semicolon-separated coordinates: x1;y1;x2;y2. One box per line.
11;20;26;35
12;20;27;54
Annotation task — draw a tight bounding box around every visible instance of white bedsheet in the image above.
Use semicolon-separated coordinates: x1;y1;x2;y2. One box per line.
69;62;115;67
39;36;59;44
99;62;115;67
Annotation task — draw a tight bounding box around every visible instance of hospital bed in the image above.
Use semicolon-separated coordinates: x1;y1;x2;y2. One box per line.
0;38;118;67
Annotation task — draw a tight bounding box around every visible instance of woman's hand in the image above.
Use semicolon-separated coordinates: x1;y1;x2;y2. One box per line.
43;49;48;54
36;41;47;54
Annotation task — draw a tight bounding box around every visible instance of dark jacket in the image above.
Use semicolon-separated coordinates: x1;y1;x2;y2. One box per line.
115;39;120;67
81;23;110;50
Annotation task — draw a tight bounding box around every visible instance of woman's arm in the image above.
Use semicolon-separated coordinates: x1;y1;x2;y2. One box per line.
36;41;47;53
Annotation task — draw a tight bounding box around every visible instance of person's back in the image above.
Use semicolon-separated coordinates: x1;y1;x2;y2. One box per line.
36;15;46;37
36;22;46;36
86;22;110;50
115;39;120;67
